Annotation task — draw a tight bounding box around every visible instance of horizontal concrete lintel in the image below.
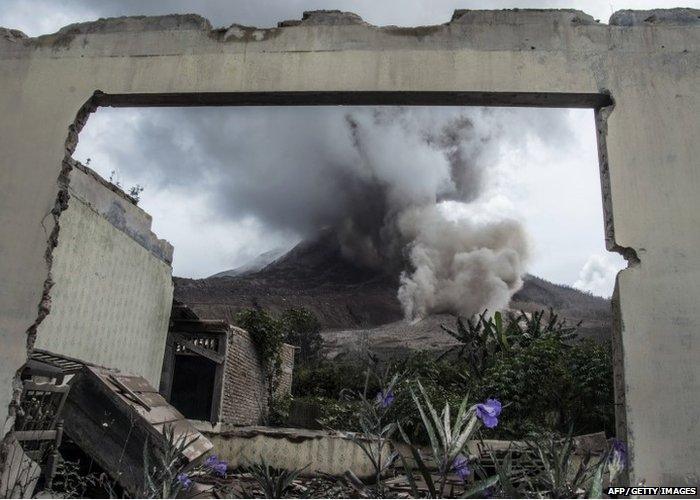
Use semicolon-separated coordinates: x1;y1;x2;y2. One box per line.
95;90;613;109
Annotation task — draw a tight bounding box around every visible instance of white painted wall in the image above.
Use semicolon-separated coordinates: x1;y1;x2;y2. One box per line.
34;167;173;385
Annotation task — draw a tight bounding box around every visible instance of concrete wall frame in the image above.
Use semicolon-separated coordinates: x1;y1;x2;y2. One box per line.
0;8;698;486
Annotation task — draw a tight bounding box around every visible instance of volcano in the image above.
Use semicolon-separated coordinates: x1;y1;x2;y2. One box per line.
173;231;612;358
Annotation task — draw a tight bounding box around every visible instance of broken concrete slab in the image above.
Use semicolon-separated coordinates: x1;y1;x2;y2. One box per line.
199;425;386;479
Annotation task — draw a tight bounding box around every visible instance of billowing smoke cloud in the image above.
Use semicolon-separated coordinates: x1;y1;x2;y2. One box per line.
574;253;623;298
75;106;571;320
333;108;529;320
397;205;528;320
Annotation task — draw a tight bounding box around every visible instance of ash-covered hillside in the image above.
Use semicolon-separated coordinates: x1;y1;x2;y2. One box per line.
174;230;613;354
174;230;404;330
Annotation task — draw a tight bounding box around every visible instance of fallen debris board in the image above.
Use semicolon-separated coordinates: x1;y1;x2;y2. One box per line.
61;366;212;495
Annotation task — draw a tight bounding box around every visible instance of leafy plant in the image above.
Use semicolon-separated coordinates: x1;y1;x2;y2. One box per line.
107;169;145;203
396;381;500;498
235;309;286;404
238;307;325;420
341;368;401;497
470;433;621;498
45;457;118;498
293;358;378;399
240;458;306;498
267;394;293;426
142;426;190;498
141;425;228;498
440;308;580;379
527;432;606;498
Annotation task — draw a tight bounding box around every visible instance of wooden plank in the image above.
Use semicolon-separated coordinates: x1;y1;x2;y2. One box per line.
136;392;170;408
97;90;613;110
23;359;66;379
110;374;156;394
107;375;152;411
30;349;85;373
131;404;184;426
211;363;225;423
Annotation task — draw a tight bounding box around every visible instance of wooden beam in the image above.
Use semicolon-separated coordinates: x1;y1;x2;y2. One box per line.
177;339;225;364
171;319;229;334
107;375;152;412
96;90;613;110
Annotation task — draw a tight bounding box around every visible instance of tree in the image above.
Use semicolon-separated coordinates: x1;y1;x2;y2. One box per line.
281;308;323;367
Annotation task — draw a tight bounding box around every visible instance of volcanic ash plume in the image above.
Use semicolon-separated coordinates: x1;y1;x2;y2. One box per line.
84;105;546;320
396;205;529;321
333;108;531;321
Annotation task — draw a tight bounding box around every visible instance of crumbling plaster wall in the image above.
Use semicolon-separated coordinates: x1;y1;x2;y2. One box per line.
33;163;174;386
0;8;698;485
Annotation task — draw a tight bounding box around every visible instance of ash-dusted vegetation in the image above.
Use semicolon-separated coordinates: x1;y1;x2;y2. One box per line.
290;308;614;441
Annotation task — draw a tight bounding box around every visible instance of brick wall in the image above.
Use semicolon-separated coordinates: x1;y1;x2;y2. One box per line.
220;326;295;426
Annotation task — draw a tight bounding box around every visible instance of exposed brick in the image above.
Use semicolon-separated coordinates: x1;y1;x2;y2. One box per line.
220;326;294;425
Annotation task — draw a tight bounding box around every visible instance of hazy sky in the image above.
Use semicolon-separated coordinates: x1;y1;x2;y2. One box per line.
3;0;698;36
4;0;686;296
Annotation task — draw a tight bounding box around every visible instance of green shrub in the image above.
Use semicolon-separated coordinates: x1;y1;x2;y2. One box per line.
299;355;465;444
267;394;293;427
280;308;323;367
234;309;286;404
477;338;614;437
292;359;376;398
292;309;614;440
440;308;579;380
305;396;363;431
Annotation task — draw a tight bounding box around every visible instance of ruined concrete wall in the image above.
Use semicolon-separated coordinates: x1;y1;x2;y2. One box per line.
202;426;382;479
33;164;174;386
221;326;294;425
0;8;698;485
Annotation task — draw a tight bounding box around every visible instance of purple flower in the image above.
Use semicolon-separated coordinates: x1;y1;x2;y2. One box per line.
375;389;395;409
608;439;627;482
212;461;227;476
451;454;471;481
177;473;192;491
205;455;228;476
476;399;502;428
612;439;627;467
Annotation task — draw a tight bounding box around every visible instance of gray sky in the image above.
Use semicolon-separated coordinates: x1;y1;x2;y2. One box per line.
4;0;687;296
3;1;698;36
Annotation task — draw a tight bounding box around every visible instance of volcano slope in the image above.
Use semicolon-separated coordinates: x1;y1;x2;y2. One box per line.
174;232;612;359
